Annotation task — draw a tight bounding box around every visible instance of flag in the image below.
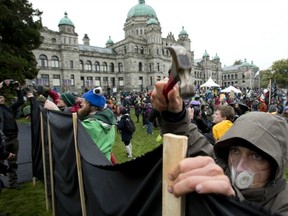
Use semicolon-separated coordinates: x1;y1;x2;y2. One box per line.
254;70;260;78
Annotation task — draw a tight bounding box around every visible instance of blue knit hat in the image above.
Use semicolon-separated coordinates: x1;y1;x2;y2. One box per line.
82;87;106;108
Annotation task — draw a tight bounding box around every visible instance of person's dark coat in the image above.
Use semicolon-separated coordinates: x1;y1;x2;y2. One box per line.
214;112;288;215
117;114;133;143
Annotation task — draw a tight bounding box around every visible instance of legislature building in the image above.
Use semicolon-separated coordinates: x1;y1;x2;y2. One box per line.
33;0;259;94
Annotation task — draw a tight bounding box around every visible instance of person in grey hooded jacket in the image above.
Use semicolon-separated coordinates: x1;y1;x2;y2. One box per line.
151;78;288;215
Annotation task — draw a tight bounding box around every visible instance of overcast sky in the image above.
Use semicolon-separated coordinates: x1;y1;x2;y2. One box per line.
29;0;288;70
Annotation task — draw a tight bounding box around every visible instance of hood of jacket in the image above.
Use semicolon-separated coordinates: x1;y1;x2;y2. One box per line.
214;112;288;204
87;108;116;126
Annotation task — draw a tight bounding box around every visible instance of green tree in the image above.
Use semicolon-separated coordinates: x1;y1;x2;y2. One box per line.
271;59;288;88
233;59;243;66
0;0;42;84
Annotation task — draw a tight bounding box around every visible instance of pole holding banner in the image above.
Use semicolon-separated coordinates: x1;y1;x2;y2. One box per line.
162;133;188;216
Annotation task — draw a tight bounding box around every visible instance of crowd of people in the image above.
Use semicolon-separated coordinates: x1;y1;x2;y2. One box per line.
1;78;288;215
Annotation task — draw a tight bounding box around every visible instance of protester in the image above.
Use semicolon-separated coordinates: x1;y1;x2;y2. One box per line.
117;107;135;158
0;80;24;189
281;106;288;123
150;78;288;215
77;87;116;162
212;105;235;142
57;93;79;113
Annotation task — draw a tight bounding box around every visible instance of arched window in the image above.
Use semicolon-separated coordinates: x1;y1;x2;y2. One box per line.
95;61;100;71
39;54;48;67
228;75;230;80
110;63;114;72
80;60;84;71
139;62;143;72
140;47;144;54
118;62;123;72
224;75;227;80
235;74;238;79
124;46;127;54
85;61;92;71
103;62;107;72
51;56;59;68
231;74;234;79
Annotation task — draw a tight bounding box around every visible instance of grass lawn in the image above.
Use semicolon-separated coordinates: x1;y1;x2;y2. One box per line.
0;110;287;215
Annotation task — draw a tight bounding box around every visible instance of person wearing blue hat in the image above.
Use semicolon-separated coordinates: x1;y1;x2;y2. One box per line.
78;87;117;162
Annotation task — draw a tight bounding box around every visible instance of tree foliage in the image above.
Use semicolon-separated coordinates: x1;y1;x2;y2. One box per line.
271;59;288;88
0;0;42;84
233;59;243;66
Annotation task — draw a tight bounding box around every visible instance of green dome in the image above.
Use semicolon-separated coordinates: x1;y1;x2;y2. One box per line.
179;26;188;36
214;53;220;60
203;50;209;58
147;18;158;25
58;12;74;27
250;61;257;68
127;0;157;19
106;36;114;45
240;59;251;67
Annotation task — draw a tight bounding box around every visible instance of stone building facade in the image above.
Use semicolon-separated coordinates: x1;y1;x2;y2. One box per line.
33;0;259;94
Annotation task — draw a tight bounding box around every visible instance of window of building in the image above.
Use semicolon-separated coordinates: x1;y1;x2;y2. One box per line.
157;63;160;71
80;60;84;71
86;76;93;87
135;46;138;53
140;47;144;54
70;74;75;86
52;74;60;86
70;60;74;69
235;74;238;79
118;77;124;86
52;38;56;43
85;61;92;71
38;74;49;86
51;56;59;68
139;62;143;72
103;62;107;72
149;63;152;72
138;76;143;86
95;61;100;71
111;77;115;87
124;46;127;54
95;77;101;86
150;76;152;86
39;54;48;67
110;63;114;72
80;76;84;87
118;62;123;72
103;77;108;86
162;49;164;55
157;76;161;81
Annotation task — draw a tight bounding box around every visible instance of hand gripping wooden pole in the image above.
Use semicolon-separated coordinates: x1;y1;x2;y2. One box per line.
162;133;188;216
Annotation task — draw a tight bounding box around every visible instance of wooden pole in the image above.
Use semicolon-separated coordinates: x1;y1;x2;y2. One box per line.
72;113;87;216
40;112;50;211
162;133;188;216
47;115;55;216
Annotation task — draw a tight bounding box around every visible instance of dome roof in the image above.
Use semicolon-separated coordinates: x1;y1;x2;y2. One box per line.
58;12;74;27
147;18;158;25
179;26;188;36
250;61;257;68
203;50;209;58
106;36;114;45
127;0;157;19
240;59;251;67
214;53;220;60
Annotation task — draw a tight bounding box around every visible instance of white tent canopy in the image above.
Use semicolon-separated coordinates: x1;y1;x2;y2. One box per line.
200;77;220;88
221;86;242;94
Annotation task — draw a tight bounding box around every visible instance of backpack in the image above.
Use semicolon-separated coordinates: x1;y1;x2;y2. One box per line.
125;116;135;134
